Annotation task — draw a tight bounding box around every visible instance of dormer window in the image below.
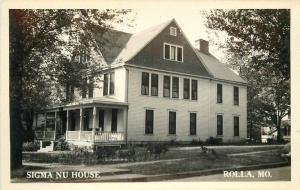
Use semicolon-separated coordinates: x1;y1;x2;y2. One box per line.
170;27;177;36
164;43;183;62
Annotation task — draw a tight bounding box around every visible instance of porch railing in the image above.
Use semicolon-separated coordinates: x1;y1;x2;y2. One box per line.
66;131;124;142
94;132;124;142
35;131;55;140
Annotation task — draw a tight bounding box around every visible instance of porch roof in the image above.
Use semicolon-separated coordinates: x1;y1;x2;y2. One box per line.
45;97;128;111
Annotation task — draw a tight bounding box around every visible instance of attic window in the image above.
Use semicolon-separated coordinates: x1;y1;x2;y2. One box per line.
170;27;177;36
164;43;183;62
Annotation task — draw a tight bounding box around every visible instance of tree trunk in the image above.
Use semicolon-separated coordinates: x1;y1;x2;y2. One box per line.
276;116;282;142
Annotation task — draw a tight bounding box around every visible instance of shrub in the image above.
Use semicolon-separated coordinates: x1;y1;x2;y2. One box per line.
145;143;168;159
190;139;204;146
205;137;222;145
23;142;40;152
54;137;70;151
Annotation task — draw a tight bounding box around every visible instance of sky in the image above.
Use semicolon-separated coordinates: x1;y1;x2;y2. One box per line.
114;9;227;60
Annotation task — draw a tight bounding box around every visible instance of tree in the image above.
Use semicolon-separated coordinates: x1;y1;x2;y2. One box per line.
203;9;290;141
9;9;132;170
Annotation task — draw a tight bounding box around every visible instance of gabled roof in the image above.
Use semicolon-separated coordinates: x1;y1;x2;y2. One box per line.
195;50;247;84
96;19;246;83
113;19;173;64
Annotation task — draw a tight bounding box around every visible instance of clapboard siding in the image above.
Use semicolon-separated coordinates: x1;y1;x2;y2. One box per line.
126;67;247;142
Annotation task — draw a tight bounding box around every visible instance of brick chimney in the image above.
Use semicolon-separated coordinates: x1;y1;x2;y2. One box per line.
195;39;209;54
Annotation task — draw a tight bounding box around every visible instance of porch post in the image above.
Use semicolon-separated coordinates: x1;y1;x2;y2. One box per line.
79;108;83;141
54;111;57;140
92;106;96;143
123;107;128;145
66;110;69;140
44;112;47;138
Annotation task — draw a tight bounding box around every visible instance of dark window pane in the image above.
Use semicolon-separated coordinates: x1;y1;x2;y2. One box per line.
217;84;222;103
177;47;183;61
192;80;198;100
110;73;115;95
163;76;170;97
103;74;108;96
234;86;239;105
111;109;118;132
145;110;154;134
141;72;149;95
98;110;104;131
165;44;170;59
83;109;90;130
217;115;223;136
234;116;239;136
169;111;176;135
183;78;190;99
190;113;197;135
151;74;158;96
172;77;179;98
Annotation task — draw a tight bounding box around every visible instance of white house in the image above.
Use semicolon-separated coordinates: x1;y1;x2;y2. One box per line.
34;19;247;149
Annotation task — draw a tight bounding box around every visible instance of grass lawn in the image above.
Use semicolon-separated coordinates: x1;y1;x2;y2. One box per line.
13;145;288;181
120;148;287;175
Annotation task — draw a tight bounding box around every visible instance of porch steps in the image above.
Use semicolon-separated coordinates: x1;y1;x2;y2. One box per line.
38;141;54;152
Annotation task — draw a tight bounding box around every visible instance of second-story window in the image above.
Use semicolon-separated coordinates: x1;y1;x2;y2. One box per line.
217;83;223;103
164;43;183;62
172;77;179;98
183;78;190;99
103;74;108;96
163;76;170;97
109;73;115;95
103;72;114;96
191;80;198;100
151;74;158;96
234;86;239;105
141;72;149;95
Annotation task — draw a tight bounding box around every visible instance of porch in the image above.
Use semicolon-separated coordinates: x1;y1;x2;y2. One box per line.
34;99;128;146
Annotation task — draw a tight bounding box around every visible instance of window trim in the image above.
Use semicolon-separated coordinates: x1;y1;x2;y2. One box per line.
233;115;240;137
163;75;171;98
171;76;179;99
145;109;154;135
217;83;223;104
151;73;159;96
233;86;239;106
170;26;177;36
168;110;177;135
103;72;115;96
183;78;190;100
191;79;198;101
163;42;184;62
141;72;150;96
216;114;224;136
189;112;197;136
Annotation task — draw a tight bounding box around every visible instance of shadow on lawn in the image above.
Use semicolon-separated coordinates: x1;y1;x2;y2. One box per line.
11;165;49;179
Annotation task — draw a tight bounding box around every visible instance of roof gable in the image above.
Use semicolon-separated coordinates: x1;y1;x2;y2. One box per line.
124;19;212;77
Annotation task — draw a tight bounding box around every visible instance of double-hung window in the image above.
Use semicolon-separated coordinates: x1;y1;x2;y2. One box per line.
234;116;239;136
172;77;179;98
103;73;115;96
164;43;183;62
151;74;158;96
190;113;197;135
183;78;190;99
169;111;176;135
234;86;239;105
191;80;198;100
217;114;223;136
145;110;154;134
217;83;223;103
163;76;170;97
141;72;149;95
